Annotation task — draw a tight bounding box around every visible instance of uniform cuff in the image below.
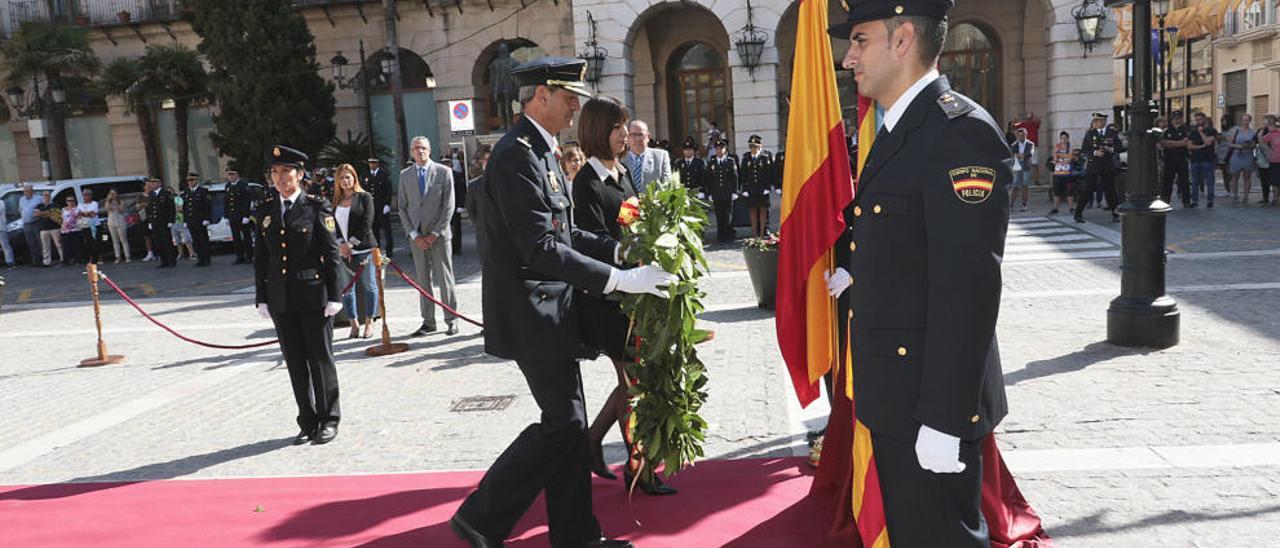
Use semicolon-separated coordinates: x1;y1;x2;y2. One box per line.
604;267;619;293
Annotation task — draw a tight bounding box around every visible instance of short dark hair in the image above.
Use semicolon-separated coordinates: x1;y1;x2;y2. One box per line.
578;95;629;161
1059;131;1069;138
885;16;948;67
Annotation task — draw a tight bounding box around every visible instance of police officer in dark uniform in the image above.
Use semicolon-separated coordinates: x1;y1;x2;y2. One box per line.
226;168;257;264
363;157;396;257
827;2;1010;545
182;172;213;267
254;145;346;446
706;138;740;242
674;136;708;198
1078;112;1122;223
739;134;777;238
452;57;671;548
1160;110;1192;207
146;177;178;268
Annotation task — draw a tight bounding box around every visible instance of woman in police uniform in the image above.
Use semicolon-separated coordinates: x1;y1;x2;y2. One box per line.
739;134;776;238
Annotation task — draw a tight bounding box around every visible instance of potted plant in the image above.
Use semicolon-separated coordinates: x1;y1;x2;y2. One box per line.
742;232;779;309
117;10;131;23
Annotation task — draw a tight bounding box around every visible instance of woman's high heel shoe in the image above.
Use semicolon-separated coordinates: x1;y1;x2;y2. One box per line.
591;443;617;480
624;470;678;496
362;321;375;339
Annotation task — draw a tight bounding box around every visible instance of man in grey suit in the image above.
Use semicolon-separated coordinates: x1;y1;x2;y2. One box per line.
624;120;672;195
398;136;459;337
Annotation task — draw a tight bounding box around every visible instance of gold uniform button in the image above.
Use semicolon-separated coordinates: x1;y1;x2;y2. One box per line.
873;204;883;214
853;206;862;217
281;268;288;275
847;309;854;320
896;346;907;356
849;242;856;252
282;242;287;248
894;5;905;14
970;414;980;423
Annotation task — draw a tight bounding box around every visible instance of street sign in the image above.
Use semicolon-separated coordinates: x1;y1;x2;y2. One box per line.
1218;94;1226;108
449;100;475;136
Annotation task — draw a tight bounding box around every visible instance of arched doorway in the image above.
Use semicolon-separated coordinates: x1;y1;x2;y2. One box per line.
367;48;438;168
626;2;732;150
667;42;730;150
939;22;1001;122
472;39;547;134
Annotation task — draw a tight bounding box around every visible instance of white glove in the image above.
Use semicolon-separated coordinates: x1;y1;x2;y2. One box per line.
612;264;677;298
202;220;210;226
241;217;250;225
167;223;174;228
774;188;782;194
455;207;464;214
257;303;271;319
324;302;343;317
742;191;750;197
915;424;965;474
697;192;706;200
732;193;739;200
824;268;852;297
382;205;391;215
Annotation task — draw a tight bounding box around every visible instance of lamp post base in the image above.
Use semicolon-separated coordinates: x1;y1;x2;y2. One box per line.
1107;295;1179;348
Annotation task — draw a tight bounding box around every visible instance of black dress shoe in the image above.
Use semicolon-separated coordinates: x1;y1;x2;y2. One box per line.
585;538;633;548
624;471;678;496
446;323;459;336
313;423;338;445
449;513;503;547
410;323;437;338
591;443;617;480
293;428;315;445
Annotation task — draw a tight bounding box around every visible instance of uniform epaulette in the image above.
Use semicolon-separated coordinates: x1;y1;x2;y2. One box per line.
937;92;975;120
516;136;532;149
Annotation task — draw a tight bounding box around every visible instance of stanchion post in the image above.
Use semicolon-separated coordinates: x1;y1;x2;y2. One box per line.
80;263;125;367
366;247;409;357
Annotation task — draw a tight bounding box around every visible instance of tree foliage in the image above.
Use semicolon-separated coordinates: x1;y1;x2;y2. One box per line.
187;0;335;176
617;175;711;484
96;57;163;178
317;131;391;174
139;43;209;180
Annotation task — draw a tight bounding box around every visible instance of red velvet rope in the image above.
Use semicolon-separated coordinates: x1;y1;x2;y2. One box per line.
387;261;485;328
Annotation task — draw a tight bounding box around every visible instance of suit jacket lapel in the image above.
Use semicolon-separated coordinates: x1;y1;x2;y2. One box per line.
859;77;951;195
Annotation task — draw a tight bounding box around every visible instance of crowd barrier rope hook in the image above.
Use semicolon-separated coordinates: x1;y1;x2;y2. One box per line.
80;263;125;367
366;247;410;357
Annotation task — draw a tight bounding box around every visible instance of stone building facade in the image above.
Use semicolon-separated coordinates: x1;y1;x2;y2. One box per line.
0;0;1117;184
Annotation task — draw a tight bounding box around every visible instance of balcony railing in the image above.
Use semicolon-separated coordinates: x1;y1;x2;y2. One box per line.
3;0;183;37
1224;1;1278;37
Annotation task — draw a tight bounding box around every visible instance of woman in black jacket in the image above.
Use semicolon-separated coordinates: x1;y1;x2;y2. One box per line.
574;96;677;496
333;163;379;338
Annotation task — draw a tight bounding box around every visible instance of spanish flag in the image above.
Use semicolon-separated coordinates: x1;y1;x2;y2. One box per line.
777;0;853;407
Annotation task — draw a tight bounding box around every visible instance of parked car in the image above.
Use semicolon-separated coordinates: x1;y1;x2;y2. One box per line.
2;177;266;264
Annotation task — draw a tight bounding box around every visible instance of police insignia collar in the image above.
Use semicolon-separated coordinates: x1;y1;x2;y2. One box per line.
949;166;996;204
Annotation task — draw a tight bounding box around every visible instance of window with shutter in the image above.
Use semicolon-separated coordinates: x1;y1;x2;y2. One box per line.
1225;70;1248;106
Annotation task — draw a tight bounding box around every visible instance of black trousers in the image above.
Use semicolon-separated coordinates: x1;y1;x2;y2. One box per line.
1162;160;1191;205
1076;169;1118;219
82;228;101;263
713;195;735;242
152;222;177;266
458;358;600;547
451;212;463;255
873;431;988;548
373;212;395;256
190;222;210;265
231;217;254;261
271;309;340;430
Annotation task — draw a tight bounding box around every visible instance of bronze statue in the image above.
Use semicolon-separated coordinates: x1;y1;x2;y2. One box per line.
488;44;520;130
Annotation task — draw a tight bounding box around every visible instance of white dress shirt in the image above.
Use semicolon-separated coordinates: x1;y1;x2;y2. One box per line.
279;187;303;217
883;69;941;134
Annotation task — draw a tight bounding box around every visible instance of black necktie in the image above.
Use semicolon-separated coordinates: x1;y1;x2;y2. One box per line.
283;199;292;215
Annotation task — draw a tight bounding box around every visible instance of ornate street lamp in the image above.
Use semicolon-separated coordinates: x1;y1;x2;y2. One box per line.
4;75;55;180
1103;0;1180;349
49;78;66;105
330;51;350;85
578;11;608;84
733;0;769;73
326;40;377;157
1073;0;1109;57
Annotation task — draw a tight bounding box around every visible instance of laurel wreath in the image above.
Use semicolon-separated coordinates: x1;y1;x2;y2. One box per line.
616;174;712;485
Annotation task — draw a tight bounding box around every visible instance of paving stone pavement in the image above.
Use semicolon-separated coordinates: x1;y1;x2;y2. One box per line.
1;202;1278;546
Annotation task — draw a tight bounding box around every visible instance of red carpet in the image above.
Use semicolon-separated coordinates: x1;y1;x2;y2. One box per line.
0;457;841;547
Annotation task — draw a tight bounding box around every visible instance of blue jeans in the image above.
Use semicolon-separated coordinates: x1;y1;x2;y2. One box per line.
342;251;379;321
1191;160;1216;204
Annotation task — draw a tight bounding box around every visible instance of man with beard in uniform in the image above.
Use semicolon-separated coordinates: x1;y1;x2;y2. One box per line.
706;138;740;242
147;177;177;268
182;173;213;267
674;136;708;198
1078;112;1122;223
451;57;673;548
825;1;1012;545
255;145;346;446
226;168;256;264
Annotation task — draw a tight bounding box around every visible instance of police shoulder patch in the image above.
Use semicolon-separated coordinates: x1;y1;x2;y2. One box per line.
324;215;336;232
949;166;996;204
262;215;272;229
